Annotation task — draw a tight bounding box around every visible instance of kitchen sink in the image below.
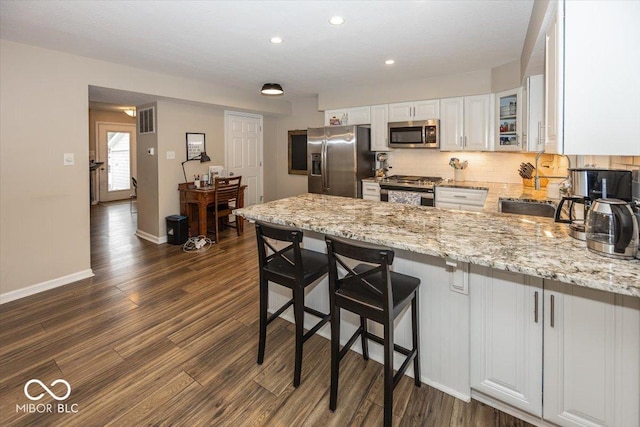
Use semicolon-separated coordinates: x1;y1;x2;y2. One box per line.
499;200;556;218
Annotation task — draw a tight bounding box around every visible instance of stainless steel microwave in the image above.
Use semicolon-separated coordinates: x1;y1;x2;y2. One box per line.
388;119;439;148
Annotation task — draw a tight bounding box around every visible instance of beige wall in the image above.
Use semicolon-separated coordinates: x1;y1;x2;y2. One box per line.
156;100;225;237
318;69;492;111
0;39;290;298
272;96;324;200
491;60;522;93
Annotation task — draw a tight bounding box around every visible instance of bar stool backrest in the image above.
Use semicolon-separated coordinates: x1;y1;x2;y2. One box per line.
255;221;305;284
325;235;395;320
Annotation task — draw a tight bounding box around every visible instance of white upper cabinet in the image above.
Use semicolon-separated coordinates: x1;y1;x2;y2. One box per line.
545;0;640;155
388;99;439;122
441;95;494;151
324;106;371;126
494;87;523;152
440;97;464;150
544;6;562;154
522;74;544;152
370;104;390;151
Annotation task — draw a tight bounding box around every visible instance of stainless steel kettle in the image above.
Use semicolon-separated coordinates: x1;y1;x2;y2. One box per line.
585;199;639;259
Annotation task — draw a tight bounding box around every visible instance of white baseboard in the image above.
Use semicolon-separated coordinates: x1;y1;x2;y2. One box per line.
472;391;550;427
0;269;95;304
136;229;166;244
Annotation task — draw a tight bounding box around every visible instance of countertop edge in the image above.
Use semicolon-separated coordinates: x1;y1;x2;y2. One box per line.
235;195;639;299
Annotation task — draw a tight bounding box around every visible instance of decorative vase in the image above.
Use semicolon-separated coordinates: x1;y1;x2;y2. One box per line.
454;169;465;182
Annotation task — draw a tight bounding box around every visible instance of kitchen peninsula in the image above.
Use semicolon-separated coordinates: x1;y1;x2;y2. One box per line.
235;194;639;427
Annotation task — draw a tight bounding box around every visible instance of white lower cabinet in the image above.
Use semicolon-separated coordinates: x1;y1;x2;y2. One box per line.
361;181;380;201
470;267;543;416
471;267;640;427
543;281;640;427
435;187;488;212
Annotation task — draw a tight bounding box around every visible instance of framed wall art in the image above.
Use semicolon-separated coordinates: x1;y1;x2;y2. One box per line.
186;132;206;160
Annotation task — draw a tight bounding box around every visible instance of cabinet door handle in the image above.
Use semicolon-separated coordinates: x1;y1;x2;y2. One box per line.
550;294;555;328
534;291;539;323
464;136;467;148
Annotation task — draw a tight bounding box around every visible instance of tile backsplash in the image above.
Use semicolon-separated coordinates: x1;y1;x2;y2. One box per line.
385;150;566;183
384;151;639;183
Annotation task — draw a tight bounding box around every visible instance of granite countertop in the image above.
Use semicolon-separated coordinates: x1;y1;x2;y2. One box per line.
235;193;640;298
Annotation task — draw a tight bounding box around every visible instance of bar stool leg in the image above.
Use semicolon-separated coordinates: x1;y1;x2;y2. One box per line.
383;321;394;427
293;287;305;388
360;316;369;361
329;307;341;411
412;293;421;387
257;278;268;365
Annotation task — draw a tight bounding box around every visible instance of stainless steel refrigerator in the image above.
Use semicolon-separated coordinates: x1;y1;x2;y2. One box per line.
307;126;374;198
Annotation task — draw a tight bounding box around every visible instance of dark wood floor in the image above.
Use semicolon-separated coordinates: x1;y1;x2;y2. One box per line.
0;202;534;426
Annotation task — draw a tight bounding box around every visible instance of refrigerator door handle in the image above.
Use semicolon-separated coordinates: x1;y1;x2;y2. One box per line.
322;140;328;191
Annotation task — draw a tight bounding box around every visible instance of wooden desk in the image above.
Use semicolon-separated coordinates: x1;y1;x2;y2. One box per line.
178;183;246;237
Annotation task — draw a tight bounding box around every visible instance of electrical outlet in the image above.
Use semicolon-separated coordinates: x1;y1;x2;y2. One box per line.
166;151;175;160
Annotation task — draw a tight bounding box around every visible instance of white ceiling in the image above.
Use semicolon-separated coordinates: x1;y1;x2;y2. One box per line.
1;0;534;105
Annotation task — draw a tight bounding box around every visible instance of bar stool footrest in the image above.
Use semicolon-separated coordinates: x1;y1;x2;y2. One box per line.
267;298;294;325
302;311;330;343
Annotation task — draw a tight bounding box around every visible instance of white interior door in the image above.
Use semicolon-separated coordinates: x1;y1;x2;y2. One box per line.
224;112;263;206
97;122;137;202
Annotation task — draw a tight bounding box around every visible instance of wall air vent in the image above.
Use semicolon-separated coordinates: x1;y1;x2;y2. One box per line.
138;107;155;134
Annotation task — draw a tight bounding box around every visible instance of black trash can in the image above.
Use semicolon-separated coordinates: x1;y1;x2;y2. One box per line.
166;215;188;245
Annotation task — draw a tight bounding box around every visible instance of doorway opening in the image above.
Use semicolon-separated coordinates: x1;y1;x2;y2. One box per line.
96;122;137;203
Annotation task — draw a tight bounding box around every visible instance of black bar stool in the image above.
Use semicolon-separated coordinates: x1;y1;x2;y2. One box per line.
325;235;421;427
255;221;330;387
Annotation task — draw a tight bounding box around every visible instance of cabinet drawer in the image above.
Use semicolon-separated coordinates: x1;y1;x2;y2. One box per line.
436;187;487;207
362;182;380;197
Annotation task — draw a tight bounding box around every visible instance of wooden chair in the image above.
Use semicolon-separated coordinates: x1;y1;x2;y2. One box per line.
208;176;242;242
255;221;330;387
325;235;421;427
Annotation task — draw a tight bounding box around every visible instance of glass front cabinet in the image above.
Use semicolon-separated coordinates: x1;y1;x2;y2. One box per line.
495;87;522;151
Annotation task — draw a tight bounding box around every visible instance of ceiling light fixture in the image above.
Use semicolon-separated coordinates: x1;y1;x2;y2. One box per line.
270;36;283;44
385;59;395;65
261;83;284;96
123;108;136;117
329;16;345;25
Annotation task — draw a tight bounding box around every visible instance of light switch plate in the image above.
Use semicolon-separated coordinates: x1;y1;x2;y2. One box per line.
166;151;175;160
64;153;75;166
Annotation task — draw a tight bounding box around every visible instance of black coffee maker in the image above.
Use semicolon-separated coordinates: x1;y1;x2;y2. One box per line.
555;169;632;240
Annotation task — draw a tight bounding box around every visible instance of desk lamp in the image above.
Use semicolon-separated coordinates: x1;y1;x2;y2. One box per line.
181;151;211;186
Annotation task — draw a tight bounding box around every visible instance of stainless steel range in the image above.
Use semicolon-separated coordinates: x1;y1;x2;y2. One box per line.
379;175;443;206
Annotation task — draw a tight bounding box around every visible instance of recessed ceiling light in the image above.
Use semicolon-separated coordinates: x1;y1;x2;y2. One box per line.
385;59;395;65
329;16;345;25
270;36;283;44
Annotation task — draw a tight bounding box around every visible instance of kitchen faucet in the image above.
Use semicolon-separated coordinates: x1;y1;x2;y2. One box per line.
534;150;571;190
